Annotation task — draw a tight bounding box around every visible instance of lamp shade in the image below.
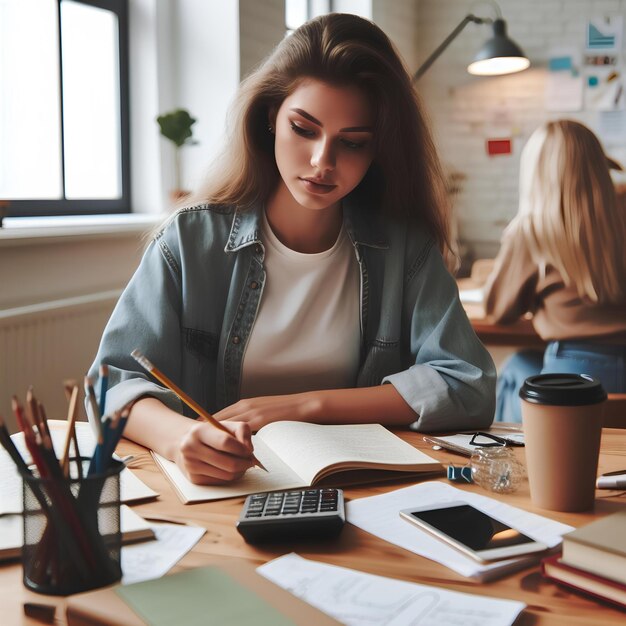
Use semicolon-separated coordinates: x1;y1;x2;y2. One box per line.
467;18;529;76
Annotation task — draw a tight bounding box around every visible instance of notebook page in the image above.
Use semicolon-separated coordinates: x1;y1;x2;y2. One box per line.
256;422;440;485
151;436;304;503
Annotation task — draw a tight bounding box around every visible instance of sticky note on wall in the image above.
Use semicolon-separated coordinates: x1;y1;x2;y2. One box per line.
486;139;512;156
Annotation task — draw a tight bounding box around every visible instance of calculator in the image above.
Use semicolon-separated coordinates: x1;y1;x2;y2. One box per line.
236;488;345;543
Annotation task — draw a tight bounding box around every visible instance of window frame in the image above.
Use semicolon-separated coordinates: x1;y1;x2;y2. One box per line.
6;0;130;218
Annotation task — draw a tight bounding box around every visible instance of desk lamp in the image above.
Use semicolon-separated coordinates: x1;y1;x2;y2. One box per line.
413;1;529;81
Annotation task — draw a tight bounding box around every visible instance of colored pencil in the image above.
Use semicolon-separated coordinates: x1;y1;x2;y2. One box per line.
60;386;80;477
98;364;109;418
130;349;267;472
63;381;82;478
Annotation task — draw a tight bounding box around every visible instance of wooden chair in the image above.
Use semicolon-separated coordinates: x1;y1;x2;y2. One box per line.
604;393;626;428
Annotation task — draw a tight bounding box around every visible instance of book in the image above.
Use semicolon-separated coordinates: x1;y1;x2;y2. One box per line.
541;554;626;610
561;510;626;585
0;421;158;515
152;422;442;504
0;505;155;562
66;559;341;625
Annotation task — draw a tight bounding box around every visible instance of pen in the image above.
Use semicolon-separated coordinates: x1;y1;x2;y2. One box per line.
131;349;267;472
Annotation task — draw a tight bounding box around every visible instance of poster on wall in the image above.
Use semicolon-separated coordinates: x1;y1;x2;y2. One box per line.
545;47;583;111
584;16;625;111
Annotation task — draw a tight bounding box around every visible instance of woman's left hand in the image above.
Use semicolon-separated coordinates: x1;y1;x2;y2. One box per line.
214;392;322;431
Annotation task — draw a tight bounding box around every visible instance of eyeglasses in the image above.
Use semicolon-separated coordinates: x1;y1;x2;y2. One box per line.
469;432;525;447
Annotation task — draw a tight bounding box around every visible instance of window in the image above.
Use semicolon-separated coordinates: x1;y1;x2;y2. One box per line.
0;0;129;217
285;0;371;33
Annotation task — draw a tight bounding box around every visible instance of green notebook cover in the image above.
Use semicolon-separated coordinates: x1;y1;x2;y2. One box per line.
115;566;296;626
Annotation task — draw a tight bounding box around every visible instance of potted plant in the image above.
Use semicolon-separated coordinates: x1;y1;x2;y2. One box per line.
156;108;198;202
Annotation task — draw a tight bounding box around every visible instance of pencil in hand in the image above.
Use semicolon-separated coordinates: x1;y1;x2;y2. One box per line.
130;349;267;472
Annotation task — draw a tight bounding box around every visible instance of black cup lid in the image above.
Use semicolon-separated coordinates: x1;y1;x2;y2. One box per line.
519;374;607;406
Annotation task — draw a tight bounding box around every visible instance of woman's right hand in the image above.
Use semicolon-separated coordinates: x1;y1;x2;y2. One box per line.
174;420;255;485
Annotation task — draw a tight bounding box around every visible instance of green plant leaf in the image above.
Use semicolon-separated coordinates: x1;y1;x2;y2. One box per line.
156;109;197;147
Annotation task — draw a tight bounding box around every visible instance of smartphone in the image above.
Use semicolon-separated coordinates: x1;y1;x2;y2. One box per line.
399;501;548;563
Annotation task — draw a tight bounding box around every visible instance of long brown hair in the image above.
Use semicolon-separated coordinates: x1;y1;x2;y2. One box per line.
185;13;451;256
511;119;626;303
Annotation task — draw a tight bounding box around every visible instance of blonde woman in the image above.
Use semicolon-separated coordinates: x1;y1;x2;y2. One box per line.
485;119;626;422
90;14;495;484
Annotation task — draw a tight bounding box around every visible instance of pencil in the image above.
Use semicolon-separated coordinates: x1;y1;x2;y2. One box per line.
0;413;31;476
63;381;82;477
84;376;102;440
98;364;109;418
130;349;267;472
60;386;80;477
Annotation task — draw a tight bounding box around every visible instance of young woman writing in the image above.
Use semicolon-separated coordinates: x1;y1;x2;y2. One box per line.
90;14;496;484
485;120;626;422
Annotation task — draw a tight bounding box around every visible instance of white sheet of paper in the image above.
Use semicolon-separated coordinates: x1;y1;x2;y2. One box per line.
258;553;526;626
346;481;574;581
459;288;485;304
0;421;157;515
121;522;206;585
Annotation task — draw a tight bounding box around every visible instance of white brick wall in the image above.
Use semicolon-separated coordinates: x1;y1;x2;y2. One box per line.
415;0;626;260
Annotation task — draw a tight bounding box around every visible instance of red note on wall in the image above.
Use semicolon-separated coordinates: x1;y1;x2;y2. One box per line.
486;139;512;156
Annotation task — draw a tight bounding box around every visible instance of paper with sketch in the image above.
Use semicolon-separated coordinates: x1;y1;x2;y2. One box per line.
121;522;205;585
346;481;574;581
0;421;158;515
258;553;526;626
153;422;441;504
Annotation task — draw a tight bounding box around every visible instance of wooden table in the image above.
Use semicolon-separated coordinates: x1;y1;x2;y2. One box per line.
458;278;546;349
2;428;626;625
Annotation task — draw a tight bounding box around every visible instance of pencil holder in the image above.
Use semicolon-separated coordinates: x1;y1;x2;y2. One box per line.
21;457;123;595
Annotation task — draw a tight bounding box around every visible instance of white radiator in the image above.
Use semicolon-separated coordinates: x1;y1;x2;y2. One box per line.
0;290;121;433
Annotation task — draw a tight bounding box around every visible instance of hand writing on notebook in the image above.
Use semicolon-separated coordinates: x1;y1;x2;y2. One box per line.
175;421;255;485
125;397;255;486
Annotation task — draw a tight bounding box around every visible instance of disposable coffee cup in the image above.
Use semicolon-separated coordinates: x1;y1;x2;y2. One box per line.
520;374;607;512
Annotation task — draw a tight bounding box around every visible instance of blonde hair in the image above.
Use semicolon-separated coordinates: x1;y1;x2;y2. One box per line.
171;14;452;258
510;119;626;303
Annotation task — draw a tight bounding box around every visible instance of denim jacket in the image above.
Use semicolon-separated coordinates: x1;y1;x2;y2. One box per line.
90;196;495;431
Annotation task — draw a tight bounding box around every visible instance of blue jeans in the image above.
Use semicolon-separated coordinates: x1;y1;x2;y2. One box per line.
495;341;626;423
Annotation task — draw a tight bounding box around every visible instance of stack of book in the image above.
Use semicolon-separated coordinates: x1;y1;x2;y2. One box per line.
542;510;626;610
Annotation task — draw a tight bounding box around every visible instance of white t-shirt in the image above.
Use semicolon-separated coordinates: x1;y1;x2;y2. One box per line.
240;212;361;399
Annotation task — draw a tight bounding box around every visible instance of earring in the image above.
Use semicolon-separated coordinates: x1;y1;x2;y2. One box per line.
268;124;274;134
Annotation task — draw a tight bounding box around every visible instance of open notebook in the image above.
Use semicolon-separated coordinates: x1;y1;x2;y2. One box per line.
153;422;442;504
